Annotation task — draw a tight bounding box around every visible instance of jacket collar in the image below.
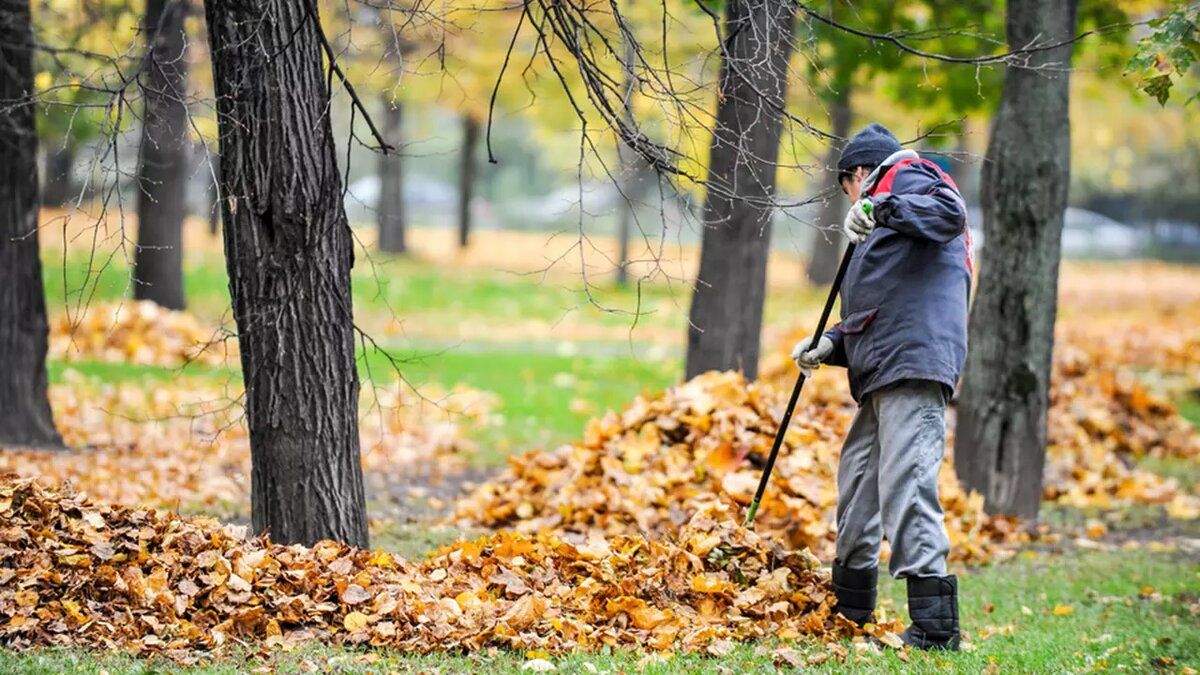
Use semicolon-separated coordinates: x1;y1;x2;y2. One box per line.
864;149;919;193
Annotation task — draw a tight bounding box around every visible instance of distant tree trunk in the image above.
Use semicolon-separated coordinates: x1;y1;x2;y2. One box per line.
805;92;853;286
955;0;1080;520
41;145;75;207
378;97;406;253
204;0;369;548
134;0;189;310
685;0;796;381
457;115;479;249
0;0;62;449
949;125;976;205
615;34;650;287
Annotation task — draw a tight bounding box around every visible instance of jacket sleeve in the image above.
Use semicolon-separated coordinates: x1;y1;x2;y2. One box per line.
871;163;966;244
821;326;848;368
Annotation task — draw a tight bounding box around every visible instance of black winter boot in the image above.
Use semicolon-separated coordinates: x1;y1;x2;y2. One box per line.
832;560;877;627
900;575;960;650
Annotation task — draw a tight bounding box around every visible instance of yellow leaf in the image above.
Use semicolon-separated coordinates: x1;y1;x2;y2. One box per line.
1053;604;1074;616
343;611;370;632
876;631;904;649
691;573;733;594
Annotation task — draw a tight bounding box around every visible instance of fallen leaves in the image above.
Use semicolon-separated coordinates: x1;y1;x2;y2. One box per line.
49;301;236;367
0;478;869;655
0;372;497;517
455;371;1022;565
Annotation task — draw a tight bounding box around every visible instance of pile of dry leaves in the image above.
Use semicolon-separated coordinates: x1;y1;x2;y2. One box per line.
455;371;1023;565
49;301;235;368
457;265;1200;561
0;372;497;516
0;477;874;656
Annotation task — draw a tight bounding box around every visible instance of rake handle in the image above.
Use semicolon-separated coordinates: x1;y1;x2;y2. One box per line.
744;241;857;527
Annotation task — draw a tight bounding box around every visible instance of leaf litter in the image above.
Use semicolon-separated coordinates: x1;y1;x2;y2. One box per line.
0;371;498;518
0;477;889;657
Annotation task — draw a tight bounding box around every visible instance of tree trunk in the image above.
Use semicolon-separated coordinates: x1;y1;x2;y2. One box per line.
133;0;189;310
685;0;796;381
0;0;62;449
955;0;1079;520
377;97;406;253
41;145;76;207
614;33;650;287
203;0;369;548
949;125;976;206
457;115;479;249
805;92;853;286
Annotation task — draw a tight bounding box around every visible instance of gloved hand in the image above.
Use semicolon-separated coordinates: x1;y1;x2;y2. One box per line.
791;335;834;373
842;198;875;243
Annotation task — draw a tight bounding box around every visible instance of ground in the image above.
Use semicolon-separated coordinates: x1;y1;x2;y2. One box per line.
7;216;1200;673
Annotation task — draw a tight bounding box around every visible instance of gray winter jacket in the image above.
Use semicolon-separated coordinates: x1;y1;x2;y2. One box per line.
822;150;972;403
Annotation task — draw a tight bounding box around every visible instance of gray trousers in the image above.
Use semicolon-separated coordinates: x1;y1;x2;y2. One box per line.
835;379;950;578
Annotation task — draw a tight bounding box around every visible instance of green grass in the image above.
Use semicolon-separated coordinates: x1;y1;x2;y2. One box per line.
0;548;1195;674
1178;393;1200;427
360;345;679;458
47;344;679;462
44;250;233;321
42;247;691;335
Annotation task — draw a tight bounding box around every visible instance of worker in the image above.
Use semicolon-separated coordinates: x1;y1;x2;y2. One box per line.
793;123;972;650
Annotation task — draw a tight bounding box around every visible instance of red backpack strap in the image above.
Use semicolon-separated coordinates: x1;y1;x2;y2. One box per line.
867;157;974;274
868;157;961;197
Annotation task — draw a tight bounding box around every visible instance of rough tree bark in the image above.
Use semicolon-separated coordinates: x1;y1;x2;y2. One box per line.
0;0;62;449
955;0;1080;520
378;97;406;253
685;0;796;381
457;115;479;249
204;0;369;547
805;93;853;286
134;0;189;310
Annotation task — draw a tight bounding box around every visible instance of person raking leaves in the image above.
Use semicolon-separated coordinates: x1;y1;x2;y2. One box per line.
792;123;972;650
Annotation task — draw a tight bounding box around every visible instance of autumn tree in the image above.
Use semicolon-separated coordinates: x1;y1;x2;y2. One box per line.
203;0;369;547
133;0;190;309
458;114;479;248
685;0;797;381
377;96;407;253
955;0;1081;519
0;0;62;449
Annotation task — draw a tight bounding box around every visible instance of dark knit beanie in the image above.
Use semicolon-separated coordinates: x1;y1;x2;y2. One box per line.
838;123;902;173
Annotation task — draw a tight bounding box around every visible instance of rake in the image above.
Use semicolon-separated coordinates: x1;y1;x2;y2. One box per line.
744;241;857;527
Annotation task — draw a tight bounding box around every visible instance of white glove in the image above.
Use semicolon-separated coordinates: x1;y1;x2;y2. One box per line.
791;335;834;374
842;198;875;243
